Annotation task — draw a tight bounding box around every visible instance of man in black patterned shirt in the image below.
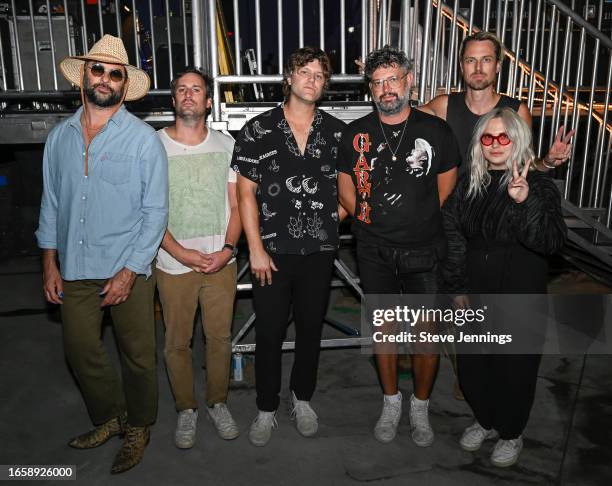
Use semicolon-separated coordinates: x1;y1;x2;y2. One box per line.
232;47;346;447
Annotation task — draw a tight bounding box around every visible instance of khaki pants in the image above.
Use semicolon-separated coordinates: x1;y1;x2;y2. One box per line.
156;262;236;410
61;275;158;427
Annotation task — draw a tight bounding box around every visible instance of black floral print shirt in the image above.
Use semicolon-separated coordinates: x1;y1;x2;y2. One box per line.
231;105;346;255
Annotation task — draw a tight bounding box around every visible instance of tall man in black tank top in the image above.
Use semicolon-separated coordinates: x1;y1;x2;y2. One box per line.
420;31;573;177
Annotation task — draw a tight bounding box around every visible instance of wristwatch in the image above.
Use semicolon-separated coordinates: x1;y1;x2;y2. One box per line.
223;243;238;257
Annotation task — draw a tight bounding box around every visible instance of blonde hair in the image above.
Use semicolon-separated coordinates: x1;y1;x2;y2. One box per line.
466;107;534;199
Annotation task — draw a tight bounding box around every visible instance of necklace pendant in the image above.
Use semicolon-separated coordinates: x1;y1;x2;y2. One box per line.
392;155;397;161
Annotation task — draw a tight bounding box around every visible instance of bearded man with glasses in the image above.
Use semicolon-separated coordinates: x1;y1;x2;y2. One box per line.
338;45;460;447
36;35;168;474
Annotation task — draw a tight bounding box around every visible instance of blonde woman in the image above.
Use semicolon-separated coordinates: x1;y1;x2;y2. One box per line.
442;107;567;467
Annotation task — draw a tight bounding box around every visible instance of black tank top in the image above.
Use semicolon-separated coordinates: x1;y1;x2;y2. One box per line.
446;92;521;176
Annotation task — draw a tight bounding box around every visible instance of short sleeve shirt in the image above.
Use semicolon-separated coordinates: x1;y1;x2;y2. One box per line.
231;105;346;255
337;109;460;248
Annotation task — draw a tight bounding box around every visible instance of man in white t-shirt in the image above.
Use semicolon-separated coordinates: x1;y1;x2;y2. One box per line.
156;67;241;448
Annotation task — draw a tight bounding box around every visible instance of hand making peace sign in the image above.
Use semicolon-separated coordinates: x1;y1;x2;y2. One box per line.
508;158;531;203
543;125;575;167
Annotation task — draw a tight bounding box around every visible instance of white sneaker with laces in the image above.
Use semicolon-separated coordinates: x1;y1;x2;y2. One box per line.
409;394;434;447
490;436;523;467
207;403;240;440
459;421;499;451
373;392;402;443
174;409;198;449
248;410;277;447
289;391;318;437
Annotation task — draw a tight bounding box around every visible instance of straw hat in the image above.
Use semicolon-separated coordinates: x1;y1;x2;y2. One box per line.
60;34;150;101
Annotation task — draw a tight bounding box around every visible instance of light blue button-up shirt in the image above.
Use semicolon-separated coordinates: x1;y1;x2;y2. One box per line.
36;105;168;280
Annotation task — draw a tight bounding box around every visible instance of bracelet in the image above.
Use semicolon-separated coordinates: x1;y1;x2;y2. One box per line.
541;157;556;170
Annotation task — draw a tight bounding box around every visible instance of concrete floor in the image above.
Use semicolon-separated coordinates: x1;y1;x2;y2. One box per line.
1;255;611;486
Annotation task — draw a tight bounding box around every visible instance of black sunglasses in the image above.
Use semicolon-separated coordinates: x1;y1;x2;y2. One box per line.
89;63;125;82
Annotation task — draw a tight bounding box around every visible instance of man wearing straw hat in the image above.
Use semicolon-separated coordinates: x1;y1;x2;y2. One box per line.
36;35;168;474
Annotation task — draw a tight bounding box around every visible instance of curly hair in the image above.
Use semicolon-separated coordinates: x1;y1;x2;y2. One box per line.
282;47;332;97
363;45;413;83
170;66;213;100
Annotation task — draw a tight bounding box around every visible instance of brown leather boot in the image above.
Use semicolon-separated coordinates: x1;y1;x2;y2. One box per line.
110;425;150;474
68;414;126;449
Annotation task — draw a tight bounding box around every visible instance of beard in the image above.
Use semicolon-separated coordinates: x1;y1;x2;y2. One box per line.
373;91;411;115
175;102;207;122
83;74;124;107
465;74;495;91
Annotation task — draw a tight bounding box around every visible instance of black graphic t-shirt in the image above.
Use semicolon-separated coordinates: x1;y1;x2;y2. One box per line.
231;105;346;255
337;109;460;248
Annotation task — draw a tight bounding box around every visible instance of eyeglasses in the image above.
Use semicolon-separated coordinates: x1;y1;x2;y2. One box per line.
370;74;407;89
88;63;125;82
295;68;326;83
480;132;511;146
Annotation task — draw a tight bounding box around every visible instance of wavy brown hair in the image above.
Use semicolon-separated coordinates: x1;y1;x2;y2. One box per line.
282;47;332;97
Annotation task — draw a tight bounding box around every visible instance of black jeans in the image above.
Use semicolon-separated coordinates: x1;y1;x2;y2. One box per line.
457;353;541;439
252;251;336;412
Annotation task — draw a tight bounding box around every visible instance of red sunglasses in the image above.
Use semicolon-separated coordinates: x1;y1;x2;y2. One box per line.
480;132;511;146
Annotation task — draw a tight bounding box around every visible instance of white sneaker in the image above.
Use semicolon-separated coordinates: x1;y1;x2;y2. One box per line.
174;409;198;449
490;436;523;467
248;410;277;447
459;421;499;451
409;394;434;447
289;391;318;437
207;403;240;440
373;392;402;443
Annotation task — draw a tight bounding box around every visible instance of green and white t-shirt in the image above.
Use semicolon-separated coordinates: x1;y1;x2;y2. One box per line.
156;127;236;274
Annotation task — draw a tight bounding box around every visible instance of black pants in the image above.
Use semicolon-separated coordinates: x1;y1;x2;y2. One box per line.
252;251;335;412
457;353;541;439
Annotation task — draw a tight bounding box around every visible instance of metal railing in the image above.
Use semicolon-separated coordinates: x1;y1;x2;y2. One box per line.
1;0;611;222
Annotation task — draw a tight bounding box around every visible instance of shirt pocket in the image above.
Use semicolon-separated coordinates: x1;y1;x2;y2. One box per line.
99;152;134;185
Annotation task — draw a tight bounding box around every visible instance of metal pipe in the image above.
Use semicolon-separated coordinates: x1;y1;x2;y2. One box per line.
165;0;172;77
386;0;393;47
115;0;121;38
527;0;542;110
590;123;604;206
298;0;304;48
319;0;325;50
378;0;386;48
215;74;363;83
97;0;103;37
496;0;509;93
255;0;262;74
0;17;6;90
28;0;42;90
46;0;58;91
552;13;572;131
430;0;443;99
537;4;557;156
579;0;603;206
401;0;409;55
562;0;576;131
565;26;586;199
150;0;158;88
63;0;72;56
552;8;560;81
509;0;524;96
277;0;283;74
495;0;502;38
594;51;612;207
549;0;612;49
446;0;459;94
468;0;475;35
418;0;433;103
361;0;367;64
341;0;346;74
537;2;546;72
80;0;88;52
410;0;419;64
209;0;220;120
182;0;189;65
484;0;492;32
233;0;241;75
369;0;377;53
132;0;140;67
